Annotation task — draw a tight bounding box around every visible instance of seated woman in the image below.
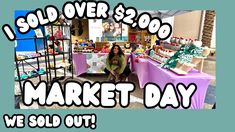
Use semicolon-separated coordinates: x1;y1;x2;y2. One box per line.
104;45;131;82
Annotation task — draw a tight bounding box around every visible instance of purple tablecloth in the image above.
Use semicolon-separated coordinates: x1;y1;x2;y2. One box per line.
73;53;131;76
73;53;88;76
132;54;213;109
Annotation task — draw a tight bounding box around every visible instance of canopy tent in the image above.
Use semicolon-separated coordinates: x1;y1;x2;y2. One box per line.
146;10;193;18
108;10;192;19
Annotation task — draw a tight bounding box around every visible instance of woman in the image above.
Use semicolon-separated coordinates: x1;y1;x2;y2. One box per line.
105;45;131;82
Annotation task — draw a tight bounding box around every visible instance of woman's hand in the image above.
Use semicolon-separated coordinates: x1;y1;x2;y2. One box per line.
110;70;115;75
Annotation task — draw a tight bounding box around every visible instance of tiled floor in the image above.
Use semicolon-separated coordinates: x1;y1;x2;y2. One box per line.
15;56;216;109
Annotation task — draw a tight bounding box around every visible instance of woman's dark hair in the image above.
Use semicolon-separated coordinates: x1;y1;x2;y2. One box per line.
108;44;124;60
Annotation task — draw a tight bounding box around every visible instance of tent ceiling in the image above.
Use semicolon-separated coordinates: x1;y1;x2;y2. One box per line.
109;10;193;19
150;10;193;18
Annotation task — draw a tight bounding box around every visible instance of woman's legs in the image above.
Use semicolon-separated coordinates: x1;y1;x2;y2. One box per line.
119;66;131;81
122;66;131;76
104;66;131;82
104;68;110;75
104;68;115;82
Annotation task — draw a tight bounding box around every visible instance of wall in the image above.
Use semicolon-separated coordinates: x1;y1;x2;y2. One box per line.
89;19;103;42
162;16;174;42
173;11;203;39
15;10;45;52
210;17;216;48
71;19;89;43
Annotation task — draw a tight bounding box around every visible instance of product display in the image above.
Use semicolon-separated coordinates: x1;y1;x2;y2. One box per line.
15;23;73;92
48;44;62;54
147;44;176;64
163;42;181;51
73;41;95;53
134;45;145;55
16;53;41;61
131;53;212;108
54;29;63;39
15;68;46;81
34;29;44;38
162;41;210;74
157;48;175;57
49;60;71;69
13;10;215;110
150;53;169;63
101;43;111;53
124;43;132;53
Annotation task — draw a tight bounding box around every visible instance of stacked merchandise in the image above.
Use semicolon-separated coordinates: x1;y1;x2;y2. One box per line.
44;16;73;80
16;53;42;61
14;37;49;91
73;39;95;53
15;68;45;81
150;45;176;63
162;37;211;74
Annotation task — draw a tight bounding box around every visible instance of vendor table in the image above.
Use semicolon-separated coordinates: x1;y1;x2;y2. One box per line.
131;54;213;109
73;53;131;76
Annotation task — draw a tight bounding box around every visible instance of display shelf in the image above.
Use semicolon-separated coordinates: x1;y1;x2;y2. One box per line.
16;55;46;61
95;41;109;50
15;24;74;92
155;52;170;58
148;51;171;64
156;48;176;58
49;66;65;70
161;42;209;75
15;36;50;92
128;31;142;34
52;76;73;82
46;24;74;80
161;47;176;52
161;42;182;52
170;68;188;75
15;72;48;82
148;56;163;64
128;27;151;46
51;24;71;27
47;38;71;41
52;76;66;82
48;52;70;56
15;37;45;40
57;38;71;40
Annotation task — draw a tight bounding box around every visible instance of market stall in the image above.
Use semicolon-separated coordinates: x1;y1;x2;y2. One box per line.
132;54;212;109
14;9;216;109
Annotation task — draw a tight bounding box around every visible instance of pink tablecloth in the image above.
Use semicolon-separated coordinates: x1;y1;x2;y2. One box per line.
73;53;131;76
132;54;213;109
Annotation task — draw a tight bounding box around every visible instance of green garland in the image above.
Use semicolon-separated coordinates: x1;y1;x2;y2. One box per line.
162;44;203;69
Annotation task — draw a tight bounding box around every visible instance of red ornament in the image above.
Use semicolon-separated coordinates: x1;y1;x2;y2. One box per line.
134;58;140;63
